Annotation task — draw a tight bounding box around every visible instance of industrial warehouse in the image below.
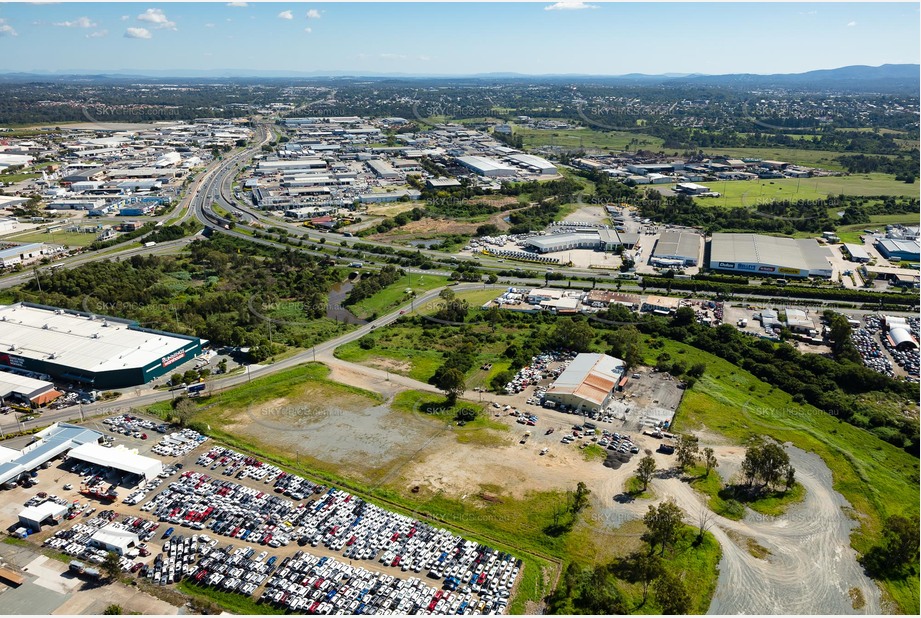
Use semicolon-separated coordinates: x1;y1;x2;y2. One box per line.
523;228;639;254
708;233;834;278
651;230;703;267
0;303;203;389
543;353;626;413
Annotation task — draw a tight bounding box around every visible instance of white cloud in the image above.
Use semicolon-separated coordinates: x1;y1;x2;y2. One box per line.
380;53;407;60
800;10;818;16
54;17;98;28
205;23;215;28
306;9;321;20
278;10;293;21
0;19;17;37
847;21;857;27
545;2;598;11
86;29;108;38
124;27;152;39
121;15;130;21
418;55;431;62
304;27;312;33
227;2;248;7
137;8;176;30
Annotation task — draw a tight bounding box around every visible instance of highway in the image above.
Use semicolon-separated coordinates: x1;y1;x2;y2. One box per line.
2;116;915;432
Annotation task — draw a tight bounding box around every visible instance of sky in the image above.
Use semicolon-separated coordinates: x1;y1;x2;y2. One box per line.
0;1;918;76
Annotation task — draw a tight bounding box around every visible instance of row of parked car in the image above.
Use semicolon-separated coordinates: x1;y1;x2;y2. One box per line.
851;323;895;377
504;352;574;394
184;540;276;596
151;428;209;458
262;552;509;614
134;444;520;608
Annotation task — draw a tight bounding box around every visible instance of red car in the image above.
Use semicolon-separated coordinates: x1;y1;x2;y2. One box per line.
130;562;144;573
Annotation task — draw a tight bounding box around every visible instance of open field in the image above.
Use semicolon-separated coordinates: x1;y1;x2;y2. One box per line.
689;173;919;209
698;146;896;172
514;126;664;152
347;273;451;320
3;229;101;247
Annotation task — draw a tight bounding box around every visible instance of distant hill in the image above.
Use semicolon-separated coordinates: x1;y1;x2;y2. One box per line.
677;64;920;94
0;64;917;94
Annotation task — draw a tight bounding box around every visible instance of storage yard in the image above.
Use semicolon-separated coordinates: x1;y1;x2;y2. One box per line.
5;428;523;615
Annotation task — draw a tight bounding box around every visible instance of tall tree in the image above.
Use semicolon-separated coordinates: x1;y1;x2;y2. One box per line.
101;551;122;581
654;569;692;614
675;434;699;472
434;367;466;405
628;551;663;604
636;453;657;492
703;447;718;478
642;498;684;556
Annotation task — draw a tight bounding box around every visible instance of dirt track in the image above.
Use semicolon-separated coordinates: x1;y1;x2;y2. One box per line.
659;446;881;615
311;356;882;614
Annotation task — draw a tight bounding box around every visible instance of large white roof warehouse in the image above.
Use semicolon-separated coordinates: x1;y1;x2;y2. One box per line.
709;233;833;278
67;443;163;482
0;303;203;389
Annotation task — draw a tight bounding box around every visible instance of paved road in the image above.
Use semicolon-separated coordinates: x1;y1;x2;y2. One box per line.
0;283;488;434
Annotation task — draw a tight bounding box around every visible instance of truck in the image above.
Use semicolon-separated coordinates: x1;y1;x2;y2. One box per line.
520;431;531;445
69;561;100;579
349;262;363;268
658;442;675;455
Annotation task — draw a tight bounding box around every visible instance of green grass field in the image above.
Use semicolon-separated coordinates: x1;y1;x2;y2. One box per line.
697;147;880;171
514;126;664;152
692;174;918;209
347;274;450;320
3;229;100;247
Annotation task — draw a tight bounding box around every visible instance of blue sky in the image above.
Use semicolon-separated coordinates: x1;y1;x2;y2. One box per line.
0;2;918;75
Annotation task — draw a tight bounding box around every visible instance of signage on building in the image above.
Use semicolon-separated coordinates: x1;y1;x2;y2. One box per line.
758;266;777;273
0;353;25;368
778;267;800;275
160;350;185;368
718;262;736;269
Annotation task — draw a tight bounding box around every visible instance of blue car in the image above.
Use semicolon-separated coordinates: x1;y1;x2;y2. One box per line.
162;527;174;539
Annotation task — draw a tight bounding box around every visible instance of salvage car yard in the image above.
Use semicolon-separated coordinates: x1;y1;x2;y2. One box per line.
9;417;521;614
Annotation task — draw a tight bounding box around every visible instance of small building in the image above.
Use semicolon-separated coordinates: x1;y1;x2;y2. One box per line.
0;217;17;233
674;182;711;195
842;243;870;263
0;371;61;407
67;443;163;483
18;501;69;532
0;243;48;268
90;524;140;556
641;295;681;315
426;177;461;189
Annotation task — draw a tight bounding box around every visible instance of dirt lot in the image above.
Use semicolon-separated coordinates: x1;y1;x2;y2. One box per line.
562;205;610;226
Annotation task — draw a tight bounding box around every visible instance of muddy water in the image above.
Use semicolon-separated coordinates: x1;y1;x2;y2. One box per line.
326;280;366;325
